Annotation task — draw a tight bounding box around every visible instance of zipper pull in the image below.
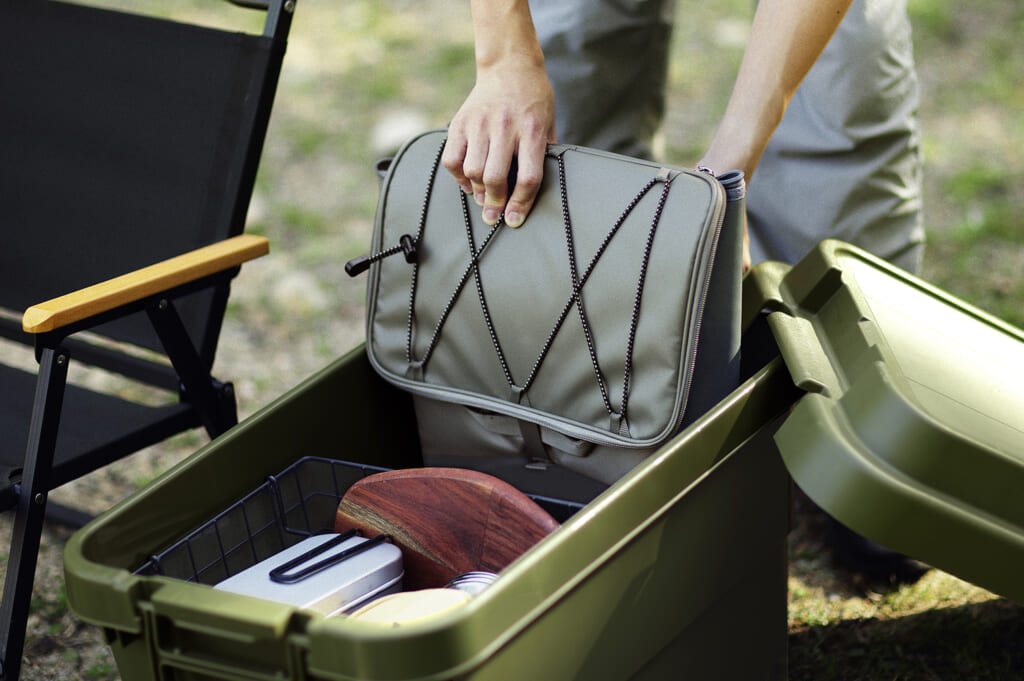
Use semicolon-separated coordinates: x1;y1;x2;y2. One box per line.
345;234;418;277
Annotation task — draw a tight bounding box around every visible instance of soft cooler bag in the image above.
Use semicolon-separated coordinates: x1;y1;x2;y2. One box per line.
352;130;746;500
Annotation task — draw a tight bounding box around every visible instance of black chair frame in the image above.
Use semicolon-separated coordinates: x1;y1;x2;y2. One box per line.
0;1;294;678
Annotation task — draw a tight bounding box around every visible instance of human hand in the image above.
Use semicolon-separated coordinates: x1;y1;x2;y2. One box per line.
442;57;556;228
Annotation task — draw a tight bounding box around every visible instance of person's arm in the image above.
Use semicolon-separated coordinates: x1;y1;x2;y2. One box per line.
441;0;556;228
698;0;852;270
698;0;852;180
443;0;852;240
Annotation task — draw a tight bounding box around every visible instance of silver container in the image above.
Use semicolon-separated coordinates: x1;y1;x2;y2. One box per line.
215;532;403;617
445;571;499;596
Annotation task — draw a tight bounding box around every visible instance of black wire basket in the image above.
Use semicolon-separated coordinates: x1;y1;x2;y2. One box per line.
134;457;583;585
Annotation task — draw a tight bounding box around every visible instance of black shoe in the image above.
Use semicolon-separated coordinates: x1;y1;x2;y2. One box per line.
825;516;931;584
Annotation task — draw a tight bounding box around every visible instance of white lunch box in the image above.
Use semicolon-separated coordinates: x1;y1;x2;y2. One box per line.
214;531;403;617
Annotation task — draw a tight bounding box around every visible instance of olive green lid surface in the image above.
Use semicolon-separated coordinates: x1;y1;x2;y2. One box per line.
751;240;1024;603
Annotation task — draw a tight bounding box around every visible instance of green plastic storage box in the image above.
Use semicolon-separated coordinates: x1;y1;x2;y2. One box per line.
66;352;797;681
64;239;1024;680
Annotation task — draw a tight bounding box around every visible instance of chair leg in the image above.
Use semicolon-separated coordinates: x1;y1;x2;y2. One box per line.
147;298;238;438
0;347;69;681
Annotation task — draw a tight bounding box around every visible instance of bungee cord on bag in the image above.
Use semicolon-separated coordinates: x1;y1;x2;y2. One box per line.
350;138;675;432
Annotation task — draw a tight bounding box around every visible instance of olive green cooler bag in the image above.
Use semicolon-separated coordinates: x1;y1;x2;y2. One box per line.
353;129;746;502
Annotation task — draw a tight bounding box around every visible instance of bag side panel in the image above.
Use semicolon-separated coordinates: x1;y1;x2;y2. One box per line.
681;178;745;427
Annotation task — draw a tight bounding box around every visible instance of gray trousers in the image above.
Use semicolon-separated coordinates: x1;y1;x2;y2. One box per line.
529;0;925;273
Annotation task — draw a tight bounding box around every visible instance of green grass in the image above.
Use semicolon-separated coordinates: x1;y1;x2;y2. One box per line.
908;0;958;45
84;661;118;681
911;0;1024;335
790;598;1024;680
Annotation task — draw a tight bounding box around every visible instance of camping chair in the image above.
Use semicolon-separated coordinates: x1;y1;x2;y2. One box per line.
0;0;293;678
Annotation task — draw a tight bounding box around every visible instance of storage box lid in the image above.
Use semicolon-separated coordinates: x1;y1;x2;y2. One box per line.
749;240;1024;603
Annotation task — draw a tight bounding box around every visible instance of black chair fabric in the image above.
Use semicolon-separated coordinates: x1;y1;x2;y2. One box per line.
1;0;275;360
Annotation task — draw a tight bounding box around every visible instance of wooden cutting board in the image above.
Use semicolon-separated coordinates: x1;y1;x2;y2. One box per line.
335;468;560;590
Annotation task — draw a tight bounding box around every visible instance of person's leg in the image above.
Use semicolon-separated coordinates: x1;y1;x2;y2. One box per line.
748;0;929;581
529;0;676;159
746;0;925;274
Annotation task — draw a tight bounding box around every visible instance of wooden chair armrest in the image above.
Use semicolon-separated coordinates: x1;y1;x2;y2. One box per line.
22;234;269;334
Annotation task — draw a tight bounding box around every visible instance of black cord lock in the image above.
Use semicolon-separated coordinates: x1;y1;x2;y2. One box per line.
345;234;418;277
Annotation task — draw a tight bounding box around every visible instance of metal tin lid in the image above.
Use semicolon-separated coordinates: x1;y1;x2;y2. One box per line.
348;588;471;625
750;240;1024;603
215;533;404;616
446;571;499;596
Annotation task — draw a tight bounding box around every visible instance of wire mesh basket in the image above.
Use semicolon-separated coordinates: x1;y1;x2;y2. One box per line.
134;457;583;585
